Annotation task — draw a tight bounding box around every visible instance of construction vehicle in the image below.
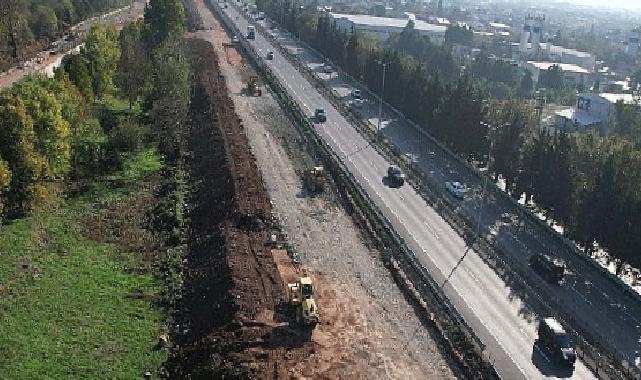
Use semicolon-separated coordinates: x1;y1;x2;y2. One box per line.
247;75;262;96
304;166;325;193
288;277;319;326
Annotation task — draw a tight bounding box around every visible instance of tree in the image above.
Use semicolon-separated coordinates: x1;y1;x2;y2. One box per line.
345;33;360;78
12;77;72;179
0;0;30;59
0;157;11;219
60;54;94;100
519;70;534;97
0;95;45;214
144;0;186;48
31;4;59;39
82;24;120;99
149;37;191;160
118;21;152;108
445;25;473;46
539;64;564;89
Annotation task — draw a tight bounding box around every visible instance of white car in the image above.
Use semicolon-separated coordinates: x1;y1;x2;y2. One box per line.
323;64;333;74
445;181;466;199
352;98;364;108
231;35;240;43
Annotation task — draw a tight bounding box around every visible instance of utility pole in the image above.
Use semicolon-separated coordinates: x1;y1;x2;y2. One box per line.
376;60;388;139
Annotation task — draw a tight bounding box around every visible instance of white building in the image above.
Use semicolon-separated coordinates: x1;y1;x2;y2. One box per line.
329;13;447;44
554;93;637;135
525;61;592;87
513;43;595;71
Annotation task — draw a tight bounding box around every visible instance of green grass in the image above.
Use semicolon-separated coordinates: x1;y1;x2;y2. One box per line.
0;149;166;379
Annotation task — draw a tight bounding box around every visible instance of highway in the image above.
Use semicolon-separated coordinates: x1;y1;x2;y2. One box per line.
256;9;641;374
211;2;600;379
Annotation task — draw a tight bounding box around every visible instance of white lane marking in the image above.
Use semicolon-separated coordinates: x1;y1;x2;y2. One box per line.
423;219;440;240
570;286;593;306
519;328;530;339
357;166;530;379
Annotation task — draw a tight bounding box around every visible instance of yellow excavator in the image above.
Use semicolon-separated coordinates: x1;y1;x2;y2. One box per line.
247;75;262;96
304;166;325;193
288;277;319;326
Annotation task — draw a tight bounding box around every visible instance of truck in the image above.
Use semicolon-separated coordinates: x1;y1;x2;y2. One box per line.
247;25;256;39
537;318;576;367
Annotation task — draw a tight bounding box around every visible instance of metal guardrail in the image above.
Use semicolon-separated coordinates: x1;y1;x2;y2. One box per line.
208;2;499;378
254;19;641;380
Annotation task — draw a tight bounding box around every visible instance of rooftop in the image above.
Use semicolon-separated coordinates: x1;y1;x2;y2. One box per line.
512;42;593;59
599;93;637;104
330;13;447;33
527;61;591;74
489;22;511;30
555;107;603;126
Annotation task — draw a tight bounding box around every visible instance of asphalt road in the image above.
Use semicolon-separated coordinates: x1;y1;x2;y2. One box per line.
255;11;641;373
213;3;599;379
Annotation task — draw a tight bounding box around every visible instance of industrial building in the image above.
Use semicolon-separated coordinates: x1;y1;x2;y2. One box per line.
329;13;447;44
525;61;592;87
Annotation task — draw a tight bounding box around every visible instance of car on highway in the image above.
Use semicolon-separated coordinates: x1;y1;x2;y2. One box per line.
445;181;466;199
323;64;333;74
266;51;274;60
314;108;327;123
231;35;240;43
537;318;576;367
529;253;565;284
352;98;364;109
387;165;406;187
351;89;362;100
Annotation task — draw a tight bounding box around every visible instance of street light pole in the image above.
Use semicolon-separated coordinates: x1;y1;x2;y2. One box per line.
377;61;388;139
477;123;495;240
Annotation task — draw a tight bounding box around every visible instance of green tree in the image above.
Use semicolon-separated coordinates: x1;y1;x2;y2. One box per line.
144;0;186;48
444;25;473;46
82;24;120;99
0;157;11;219
345;33;360;78
31;4;59;39
12;77;72;179
149;37;191;160
519;70;534;97
0;95;45;214
60;54;94;100
118;21;152;108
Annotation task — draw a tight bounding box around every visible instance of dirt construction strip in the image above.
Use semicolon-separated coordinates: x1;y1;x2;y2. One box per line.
176;0;461;378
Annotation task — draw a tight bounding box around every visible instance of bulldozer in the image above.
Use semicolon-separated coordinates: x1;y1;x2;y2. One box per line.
247;75;262;96
288;277;319;326
304;166;325;193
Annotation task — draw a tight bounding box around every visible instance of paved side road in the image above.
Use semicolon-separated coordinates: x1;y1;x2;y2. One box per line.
215;2;597;379
260;15;641;372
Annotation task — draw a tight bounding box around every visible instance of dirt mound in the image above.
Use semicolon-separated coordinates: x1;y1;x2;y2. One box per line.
163;38;311;379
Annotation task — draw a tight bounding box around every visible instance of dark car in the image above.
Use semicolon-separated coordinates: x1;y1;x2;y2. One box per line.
314;108;327;123
538;318;576;367
387;165;406;187
529;253;565;284
266;51;274;60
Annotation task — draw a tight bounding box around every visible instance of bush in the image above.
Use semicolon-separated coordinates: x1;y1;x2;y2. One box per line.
108;118;148;154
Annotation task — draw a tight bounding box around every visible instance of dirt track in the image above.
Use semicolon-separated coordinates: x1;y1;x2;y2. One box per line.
170;0;460;378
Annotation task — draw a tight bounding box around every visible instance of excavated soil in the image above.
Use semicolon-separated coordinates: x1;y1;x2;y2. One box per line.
163;38;310;379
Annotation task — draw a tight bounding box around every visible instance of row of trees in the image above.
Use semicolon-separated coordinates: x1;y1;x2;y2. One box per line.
0;0;131;63
257;2;641;267
0;0;187;219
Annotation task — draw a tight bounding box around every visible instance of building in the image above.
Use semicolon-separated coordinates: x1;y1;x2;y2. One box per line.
513;43;595;71
519;14;545;58
526;61;592;87
554;93;637;135
329;13;447;44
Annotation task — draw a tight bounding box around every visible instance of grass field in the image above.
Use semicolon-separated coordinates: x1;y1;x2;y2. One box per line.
0;148;166;379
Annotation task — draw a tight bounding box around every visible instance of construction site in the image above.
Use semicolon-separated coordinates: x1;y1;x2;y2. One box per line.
162;0;460;378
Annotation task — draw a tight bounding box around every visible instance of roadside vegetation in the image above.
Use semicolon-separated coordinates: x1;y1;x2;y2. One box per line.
0;0;189;377
256;0;641;269
0;0;133;70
